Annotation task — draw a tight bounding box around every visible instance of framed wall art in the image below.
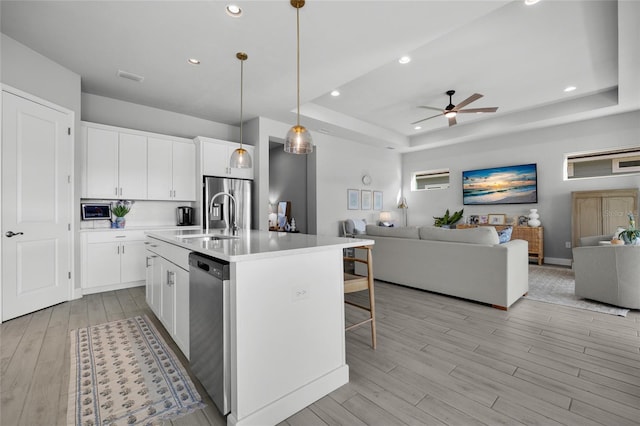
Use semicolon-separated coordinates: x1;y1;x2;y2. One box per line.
373;191;383;210
347;189;360;210
361;190;372;210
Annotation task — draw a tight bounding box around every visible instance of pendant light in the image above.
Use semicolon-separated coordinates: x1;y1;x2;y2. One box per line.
230;52;252;168
284;0;313;154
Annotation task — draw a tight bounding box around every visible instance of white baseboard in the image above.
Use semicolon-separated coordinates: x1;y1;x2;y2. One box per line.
81;280;145;296
543;257;573;267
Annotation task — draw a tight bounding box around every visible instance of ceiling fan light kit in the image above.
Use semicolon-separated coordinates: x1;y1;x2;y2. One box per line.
284;0;314;155
412;89;498;127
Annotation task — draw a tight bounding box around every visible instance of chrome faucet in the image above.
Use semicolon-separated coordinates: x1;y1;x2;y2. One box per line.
209;192;239;235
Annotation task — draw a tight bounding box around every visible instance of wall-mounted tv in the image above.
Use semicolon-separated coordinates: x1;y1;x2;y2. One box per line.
463;163;538;205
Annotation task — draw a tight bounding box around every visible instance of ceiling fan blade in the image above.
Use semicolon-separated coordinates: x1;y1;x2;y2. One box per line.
410;113;442;125
418;106;444;112
448;115;457;127
453;93;483;111
457;107;498;113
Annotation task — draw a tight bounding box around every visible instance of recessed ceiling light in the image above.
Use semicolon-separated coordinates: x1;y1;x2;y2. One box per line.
330;90;340;97
188;58;201;65
398;56;411;64
564;86;577;92
414;126;422;130
226;4;242;17
524;0;541;5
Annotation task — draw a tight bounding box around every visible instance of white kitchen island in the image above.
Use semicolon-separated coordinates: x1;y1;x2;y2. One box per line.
145;229;373;426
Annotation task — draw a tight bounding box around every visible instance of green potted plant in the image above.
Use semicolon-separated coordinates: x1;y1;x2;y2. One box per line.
620;213;640;245
111;200;134;228
433;208;464;228
620;228;640;245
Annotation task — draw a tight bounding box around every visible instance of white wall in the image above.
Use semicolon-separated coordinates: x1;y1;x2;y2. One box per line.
250;118;402;236
81;93;237;141
314;134;402;237
403;110;640;264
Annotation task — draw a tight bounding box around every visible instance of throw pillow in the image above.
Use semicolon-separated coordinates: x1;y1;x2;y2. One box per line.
498;226;513;244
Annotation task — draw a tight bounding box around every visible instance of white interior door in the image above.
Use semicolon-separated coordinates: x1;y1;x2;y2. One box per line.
2;89;73;321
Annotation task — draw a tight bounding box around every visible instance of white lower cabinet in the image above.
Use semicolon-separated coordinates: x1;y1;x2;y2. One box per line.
81;230;147;292
145;238;190;359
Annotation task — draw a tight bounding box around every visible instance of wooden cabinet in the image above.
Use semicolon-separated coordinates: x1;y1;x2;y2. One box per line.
511;226;544;265
456;224;544;265
147;137;196;201
146;237;190;359
196;136;254;179
572;189;638;247
81;230;147;293
83;126;147;199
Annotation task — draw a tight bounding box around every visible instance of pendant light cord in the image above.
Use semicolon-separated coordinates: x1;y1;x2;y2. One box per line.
296;4;300;127
240;57;244;148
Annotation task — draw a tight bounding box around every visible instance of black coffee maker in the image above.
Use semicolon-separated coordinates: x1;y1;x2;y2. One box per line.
177;206;194;226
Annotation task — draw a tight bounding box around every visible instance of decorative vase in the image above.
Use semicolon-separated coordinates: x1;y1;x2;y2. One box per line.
115;216;126;228
527;209;541;227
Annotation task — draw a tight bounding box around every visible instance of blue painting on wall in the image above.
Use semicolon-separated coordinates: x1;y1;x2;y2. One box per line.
463;163;538;205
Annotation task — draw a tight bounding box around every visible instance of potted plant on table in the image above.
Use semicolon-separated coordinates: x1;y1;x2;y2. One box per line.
620;213;640;245
433;208;464;228
111;200;134;228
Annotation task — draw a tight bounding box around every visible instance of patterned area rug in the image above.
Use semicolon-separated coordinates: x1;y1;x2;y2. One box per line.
68;316;204;426
526;265;629;317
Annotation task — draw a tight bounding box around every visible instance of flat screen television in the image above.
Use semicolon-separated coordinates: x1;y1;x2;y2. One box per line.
462;163;538;205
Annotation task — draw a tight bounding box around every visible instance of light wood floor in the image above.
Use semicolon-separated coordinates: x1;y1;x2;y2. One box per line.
1;282;639;426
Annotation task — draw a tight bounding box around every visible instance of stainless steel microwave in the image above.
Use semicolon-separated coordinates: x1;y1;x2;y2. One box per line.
81;203;112;221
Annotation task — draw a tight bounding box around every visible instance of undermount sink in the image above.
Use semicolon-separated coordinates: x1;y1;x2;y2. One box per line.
178;233;240;242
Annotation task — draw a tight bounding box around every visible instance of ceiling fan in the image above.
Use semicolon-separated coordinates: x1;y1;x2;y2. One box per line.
412;90;498;127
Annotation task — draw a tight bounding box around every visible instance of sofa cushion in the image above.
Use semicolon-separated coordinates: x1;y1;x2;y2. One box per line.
345;219;367;235
365;224;420;239
419;226;500;245
498;226;513;244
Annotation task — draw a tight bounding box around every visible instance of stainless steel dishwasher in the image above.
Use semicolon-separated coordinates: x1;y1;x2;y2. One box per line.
189;252;230;415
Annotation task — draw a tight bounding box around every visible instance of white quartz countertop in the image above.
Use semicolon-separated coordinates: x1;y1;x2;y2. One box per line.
145;228;374;262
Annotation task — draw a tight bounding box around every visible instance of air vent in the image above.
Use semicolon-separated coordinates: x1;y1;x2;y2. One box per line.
117;69;145;83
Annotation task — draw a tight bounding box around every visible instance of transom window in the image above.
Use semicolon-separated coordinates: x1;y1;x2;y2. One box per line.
411;168;450;191
565;147;640;179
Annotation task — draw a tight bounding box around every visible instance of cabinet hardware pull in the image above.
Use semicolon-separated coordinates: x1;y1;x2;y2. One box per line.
115;187;118;195
117;246;120;254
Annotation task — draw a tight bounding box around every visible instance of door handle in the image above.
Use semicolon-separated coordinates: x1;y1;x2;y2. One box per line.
5;231;24;238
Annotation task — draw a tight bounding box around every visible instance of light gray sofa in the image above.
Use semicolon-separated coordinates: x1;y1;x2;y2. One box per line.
363;225;529;309
573;245;640;309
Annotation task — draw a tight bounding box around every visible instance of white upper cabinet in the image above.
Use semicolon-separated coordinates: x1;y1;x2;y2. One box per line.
83;124;147;199
147;137;196;201
85;127;119;198
170;140;196;200
82;122;195;201
118;132;148;199
197;136;254;180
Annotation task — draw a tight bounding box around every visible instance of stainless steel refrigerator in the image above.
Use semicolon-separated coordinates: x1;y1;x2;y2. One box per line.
203;176;252;231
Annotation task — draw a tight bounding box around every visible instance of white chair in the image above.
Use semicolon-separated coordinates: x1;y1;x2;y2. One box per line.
573;245;640;309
